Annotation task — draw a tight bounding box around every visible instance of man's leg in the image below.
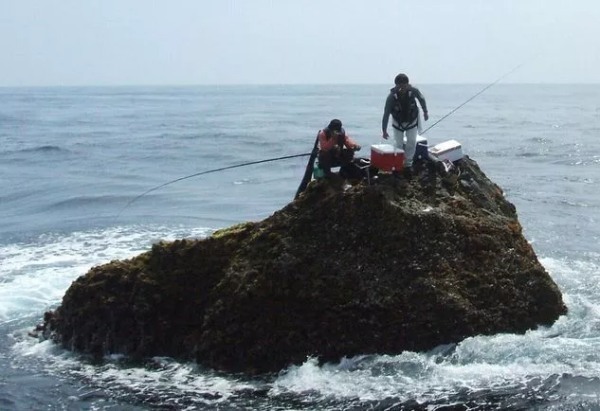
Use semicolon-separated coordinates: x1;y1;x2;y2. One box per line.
318;151;334;176
339;149;355;165
392;125;404;152
389;126;406;178
338;149;356;178
404;126;418;168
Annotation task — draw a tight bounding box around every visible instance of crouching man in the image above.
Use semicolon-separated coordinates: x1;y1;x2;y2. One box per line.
317;119;361;177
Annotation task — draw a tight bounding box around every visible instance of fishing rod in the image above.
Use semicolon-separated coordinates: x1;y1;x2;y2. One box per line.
120;64;525;216
295;134;320;199
293;65;526;197
116;152;311;217
421;62;524;135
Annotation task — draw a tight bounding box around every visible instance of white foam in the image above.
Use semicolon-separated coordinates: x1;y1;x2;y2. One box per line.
5;230;600;407
540;255;600;296
10;334;255;407
0;225;212;323
270;256;600;404
272;333;587;405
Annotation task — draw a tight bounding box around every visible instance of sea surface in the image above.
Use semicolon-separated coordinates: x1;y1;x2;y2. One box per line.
1;84;599;410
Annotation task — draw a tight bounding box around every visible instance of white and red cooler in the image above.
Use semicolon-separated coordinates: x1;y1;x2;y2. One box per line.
428;139;464;162
370;144;405;171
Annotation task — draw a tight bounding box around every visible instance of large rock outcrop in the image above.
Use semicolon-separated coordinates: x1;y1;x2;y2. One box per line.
41;157;567;374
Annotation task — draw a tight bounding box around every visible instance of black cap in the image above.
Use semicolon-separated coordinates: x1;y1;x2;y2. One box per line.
394;73;409;85
328;119;342;131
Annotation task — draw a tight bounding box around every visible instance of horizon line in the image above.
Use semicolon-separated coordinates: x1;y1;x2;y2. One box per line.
1;81;599;89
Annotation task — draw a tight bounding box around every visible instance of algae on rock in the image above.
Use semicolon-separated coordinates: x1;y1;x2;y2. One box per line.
40;156;567;374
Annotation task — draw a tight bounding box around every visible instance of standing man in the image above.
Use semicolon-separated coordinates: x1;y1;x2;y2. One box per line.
382;73;428;178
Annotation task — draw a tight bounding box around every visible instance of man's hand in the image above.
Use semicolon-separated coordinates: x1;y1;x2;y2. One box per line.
354;145;361;151
382;131;389;139
424;112;429;121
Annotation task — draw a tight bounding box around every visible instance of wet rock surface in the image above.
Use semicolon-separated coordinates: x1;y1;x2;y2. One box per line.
40;157;567;374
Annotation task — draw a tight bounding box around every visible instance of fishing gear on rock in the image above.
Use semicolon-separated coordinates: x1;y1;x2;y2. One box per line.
118;63;524;214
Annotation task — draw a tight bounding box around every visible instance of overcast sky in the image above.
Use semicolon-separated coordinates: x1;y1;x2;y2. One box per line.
1;0;599;86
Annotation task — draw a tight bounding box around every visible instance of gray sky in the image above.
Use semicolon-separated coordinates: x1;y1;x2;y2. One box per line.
1;0;599;86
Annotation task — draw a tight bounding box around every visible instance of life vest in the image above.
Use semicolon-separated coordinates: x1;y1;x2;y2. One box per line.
323;127;347;150
391;86;418;124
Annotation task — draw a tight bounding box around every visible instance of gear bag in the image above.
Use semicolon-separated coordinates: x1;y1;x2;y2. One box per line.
391;87;418;124
339;157;378;182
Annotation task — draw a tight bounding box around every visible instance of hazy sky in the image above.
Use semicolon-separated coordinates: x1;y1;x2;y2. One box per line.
1;0;599;86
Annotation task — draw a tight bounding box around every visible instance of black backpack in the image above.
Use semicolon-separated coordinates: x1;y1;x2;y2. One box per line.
391;86;418;124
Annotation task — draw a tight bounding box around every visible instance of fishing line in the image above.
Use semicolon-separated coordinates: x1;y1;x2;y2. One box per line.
421;62;525;135
117;152;310;218
119;64;524;216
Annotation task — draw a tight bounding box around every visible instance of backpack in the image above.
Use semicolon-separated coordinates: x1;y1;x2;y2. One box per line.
339;157;378;181
391;86;418;124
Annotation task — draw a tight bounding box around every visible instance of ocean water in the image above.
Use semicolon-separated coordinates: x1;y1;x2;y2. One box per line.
1;84;599;410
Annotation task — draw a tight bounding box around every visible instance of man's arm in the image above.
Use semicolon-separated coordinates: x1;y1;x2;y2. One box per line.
343;134;360;150
413;87;428;121
382;93;394;137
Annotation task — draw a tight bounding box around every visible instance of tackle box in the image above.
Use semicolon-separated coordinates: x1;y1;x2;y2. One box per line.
428;139;464;162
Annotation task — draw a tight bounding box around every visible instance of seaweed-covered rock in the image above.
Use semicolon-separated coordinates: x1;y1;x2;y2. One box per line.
40;157;567;374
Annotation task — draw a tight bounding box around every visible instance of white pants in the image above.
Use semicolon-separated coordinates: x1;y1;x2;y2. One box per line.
392;125;419;168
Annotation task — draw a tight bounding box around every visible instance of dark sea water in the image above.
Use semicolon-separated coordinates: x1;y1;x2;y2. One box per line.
1;84;599;410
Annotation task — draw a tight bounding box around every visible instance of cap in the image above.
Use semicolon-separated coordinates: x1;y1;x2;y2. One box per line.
328;119;342;132
394;73;409;85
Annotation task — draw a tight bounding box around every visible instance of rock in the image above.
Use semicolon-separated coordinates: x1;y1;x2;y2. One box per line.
40;156;567;374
